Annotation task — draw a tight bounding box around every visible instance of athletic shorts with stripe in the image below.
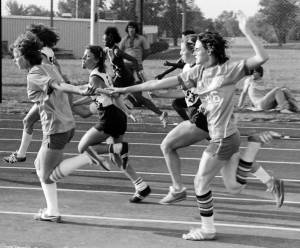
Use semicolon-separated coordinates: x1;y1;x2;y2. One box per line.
204;131;240;160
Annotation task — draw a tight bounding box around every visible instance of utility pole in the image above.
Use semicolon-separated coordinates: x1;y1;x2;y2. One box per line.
90;0;97;44
135;0;143;34
181;0;186;33
50;0;54;27
76;0;79;18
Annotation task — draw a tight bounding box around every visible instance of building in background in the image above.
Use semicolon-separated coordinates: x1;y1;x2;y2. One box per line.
2;16;157;58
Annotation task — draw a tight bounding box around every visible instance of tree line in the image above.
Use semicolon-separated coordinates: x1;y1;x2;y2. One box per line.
5;0;300;46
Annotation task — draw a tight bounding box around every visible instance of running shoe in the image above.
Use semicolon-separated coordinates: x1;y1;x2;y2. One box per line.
267;177;285;208
159;186;187;205
182;228;216;241
34;208;62;223
85;146;111;171
3;151;26;164
129;185;151;203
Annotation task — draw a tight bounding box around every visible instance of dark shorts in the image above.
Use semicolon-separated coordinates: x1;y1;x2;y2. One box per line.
205;132;240;160
94;105;127;138
42;128;75;150
188;105;209;133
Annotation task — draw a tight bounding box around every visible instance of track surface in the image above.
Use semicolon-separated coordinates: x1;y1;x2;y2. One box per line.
0;113;299;248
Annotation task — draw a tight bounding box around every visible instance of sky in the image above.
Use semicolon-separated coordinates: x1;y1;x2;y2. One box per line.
1;0;261;19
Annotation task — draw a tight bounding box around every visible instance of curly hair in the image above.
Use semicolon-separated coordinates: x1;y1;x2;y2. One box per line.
86;45;106;73
27;23;59;48
12;31;43;66
104;27;121;44
198;31;229;65
125;21;139;34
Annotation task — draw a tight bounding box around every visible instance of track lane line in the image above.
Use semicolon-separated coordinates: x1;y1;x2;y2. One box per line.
0;186;299;205
0;210;299;232
1;166;300;183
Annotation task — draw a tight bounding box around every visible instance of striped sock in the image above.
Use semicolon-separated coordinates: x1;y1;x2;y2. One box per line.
133;177;147;191
236;159;253;185
49;166;66;182
196;190;214;217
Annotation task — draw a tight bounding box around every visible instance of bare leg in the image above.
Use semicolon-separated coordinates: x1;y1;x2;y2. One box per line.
160;121;208;191
183;151;227;240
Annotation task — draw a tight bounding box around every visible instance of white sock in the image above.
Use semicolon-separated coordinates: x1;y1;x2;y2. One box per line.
171;186;185;193
17;131;32;157
50;154;90;182
41;182;59;216
133;177;147;191
241;142;261;162
252;167;272;184
201;215;216;233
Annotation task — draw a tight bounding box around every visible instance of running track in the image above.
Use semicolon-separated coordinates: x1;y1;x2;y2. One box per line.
0;113;299;248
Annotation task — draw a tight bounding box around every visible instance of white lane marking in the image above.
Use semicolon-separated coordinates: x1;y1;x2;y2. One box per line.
1;127;300;140
1;166;300;183
0;210;299;232
0;186;299;205
1;118;300;131
1;151;300;165
0;138;299;152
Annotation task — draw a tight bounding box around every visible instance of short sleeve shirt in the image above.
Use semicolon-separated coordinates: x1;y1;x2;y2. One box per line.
178;60;250;140
27;64;75;135
119;34;150;65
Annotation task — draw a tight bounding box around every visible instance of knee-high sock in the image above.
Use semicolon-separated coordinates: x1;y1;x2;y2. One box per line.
17;131;33;157
41;182;59;216
196;191;215;233
237;141;262;185
49;153;91;182
236;159;253;185
252;166;272;184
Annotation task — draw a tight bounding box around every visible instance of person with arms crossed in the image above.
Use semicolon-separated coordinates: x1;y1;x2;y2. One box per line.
119;22;168;127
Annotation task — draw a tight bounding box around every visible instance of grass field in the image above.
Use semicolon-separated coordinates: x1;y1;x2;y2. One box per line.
1;45;300;108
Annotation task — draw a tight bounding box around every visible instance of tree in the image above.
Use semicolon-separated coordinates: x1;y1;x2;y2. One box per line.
6;0;28;15
249;13;277;43
184;4;215;33
109;0;135;20
5;0;50;16
259;0;298;45
163;0;182;46
143;0;165;25
214;11;241;37
57;0;98;18
25;4;50;16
